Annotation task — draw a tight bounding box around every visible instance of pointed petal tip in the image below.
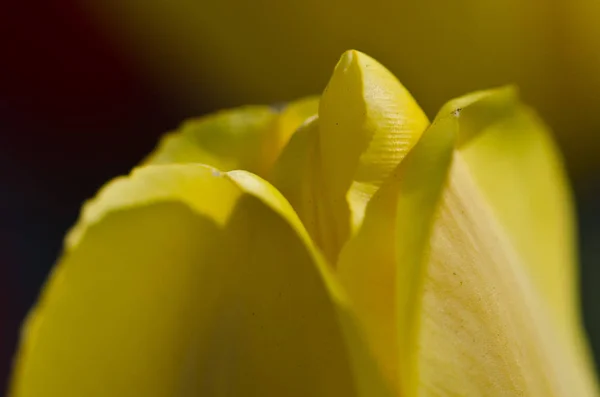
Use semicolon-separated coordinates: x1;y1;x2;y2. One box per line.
337;49;379;67
332;50;394;85
325;50;365;97
336;49;358;72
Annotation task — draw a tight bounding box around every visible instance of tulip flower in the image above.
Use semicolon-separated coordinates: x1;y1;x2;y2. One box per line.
9;50;599;396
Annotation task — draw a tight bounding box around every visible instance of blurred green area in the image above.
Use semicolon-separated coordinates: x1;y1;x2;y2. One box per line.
86;0;600;183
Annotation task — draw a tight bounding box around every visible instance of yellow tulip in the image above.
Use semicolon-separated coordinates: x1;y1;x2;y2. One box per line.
9;50;599;396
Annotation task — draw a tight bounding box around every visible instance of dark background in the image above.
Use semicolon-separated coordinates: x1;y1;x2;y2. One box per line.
2;1;600;394
1;2;192;392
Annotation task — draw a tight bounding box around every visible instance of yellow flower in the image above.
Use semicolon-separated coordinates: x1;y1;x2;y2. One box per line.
9;50;599;396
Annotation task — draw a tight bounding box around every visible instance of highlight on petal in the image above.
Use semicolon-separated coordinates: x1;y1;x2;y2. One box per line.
271;50;429;264
413;90;599;396
10;164;391;397
144;96;318;177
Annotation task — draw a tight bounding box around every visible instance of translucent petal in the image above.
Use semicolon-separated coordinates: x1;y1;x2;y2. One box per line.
418;152;598;396
413;90;599;396
444;87;580;335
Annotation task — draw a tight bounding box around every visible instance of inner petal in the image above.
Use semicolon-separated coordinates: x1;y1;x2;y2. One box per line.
270;50;428;265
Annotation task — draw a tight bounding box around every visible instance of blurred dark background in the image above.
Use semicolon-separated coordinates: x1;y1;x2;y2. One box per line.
2;0;600;394
1;2;192;392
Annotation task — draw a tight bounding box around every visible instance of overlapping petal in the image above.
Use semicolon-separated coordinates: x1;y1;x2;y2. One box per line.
446;87;580;334
413;91;599;396
10;164;390;397
270;50;599;396
9;48;599;397
271;50;428;264
337;114;456;392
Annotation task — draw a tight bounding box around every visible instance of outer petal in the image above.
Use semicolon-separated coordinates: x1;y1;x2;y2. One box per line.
144;97;318;177
10;164;390;397
445;87;579;335
415;92;599;396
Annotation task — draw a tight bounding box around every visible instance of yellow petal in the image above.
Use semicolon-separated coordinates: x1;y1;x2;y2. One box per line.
445;87;579;335
414;92;599;396
337;114;456;392
271;50;429;263
144;97;318;177
319;50;429;234
418;152;598;396
10;164;391;397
